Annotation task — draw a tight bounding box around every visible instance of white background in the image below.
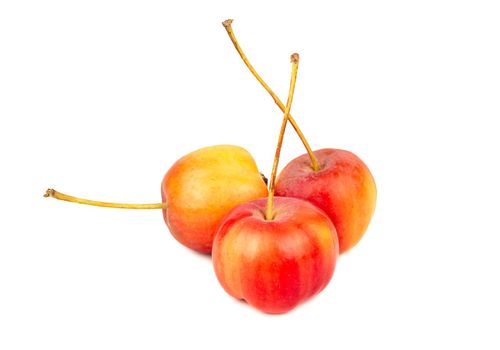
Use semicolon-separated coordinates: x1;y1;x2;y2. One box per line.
1;0;499;349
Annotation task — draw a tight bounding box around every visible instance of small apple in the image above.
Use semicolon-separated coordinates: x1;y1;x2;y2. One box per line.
46;144;268;254
212;197;338;314
161;145;268;253
222;21;376;253
213;53;338;313
275;149;376;253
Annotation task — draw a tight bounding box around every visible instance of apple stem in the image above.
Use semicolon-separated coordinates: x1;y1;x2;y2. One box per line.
266;54;299;221
222;19;320;172
44;188;166;209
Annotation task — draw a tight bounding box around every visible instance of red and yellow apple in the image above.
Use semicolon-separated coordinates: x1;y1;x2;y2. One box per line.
275;148;376;253
161;145;268;253
212;197;339;314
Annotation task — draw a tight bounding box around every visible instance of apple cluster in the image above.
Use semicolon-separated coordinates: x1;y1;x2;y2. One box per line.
45;20;376;314
161;146;375;314
160;21;377;313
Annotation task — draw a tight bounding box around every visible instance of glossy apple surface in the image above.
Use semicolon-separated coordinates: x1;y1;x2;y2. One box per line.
212;197;339;314
275;148;376;253
161;145;268;253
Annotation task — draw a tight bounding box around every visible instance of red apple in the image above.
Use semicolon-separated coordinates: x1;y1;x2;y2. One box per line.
212;197;339;314
275;148;377;253
222;21;376;254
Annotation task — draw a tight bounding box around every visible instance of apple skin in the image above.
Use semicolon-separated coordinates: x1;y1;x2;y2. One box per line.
212;197;339;314
275;148;376;254
161;145;268;253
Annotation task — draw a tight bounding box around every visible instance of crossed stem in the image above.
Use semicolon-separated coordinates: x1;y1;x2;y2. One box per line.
222;19;320;172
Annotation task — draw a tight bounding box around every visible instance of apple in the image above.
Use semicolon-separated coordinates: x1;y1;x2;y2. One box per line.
222;22;376;253
275;149;376;253
212;197;338;313
161;145;268;253
213;53;338;313
45;145;267;254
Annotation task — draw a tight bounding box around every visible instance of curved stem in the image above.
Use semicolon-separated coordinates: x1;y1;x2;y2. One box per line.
266;54;299;220
44;188;166;209
222;19;320;172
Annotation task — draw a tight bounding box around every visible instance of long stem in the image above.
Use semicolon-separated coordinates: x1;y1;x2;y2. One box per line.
44;188;166;209
266;54;299;220
222;19;320;172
